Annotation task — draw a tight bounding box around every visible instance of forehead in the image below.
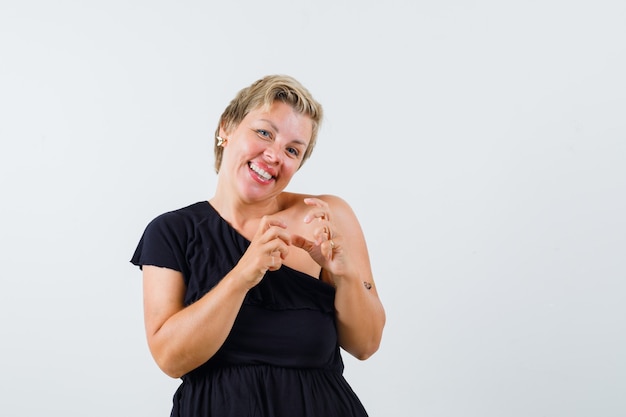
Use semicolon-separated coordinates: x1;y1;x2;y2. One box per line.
245;101;313;140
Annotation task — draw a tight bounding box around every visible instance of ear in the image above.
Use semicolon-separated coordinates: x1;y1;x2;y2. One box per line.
218;122;230;141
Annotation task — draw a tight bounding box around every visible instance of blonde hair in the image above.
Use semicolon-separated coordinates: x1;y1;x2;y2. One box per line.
214;74;323;173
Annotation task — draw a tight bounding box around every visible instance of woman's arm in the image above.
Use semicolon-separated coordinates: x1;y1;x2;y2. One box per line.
295;195;386;360
142;265;249;378
142;216;292;378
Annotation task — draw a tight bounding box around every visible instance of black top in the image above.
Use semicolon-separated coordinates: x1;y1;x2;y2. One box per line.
131;202;368;417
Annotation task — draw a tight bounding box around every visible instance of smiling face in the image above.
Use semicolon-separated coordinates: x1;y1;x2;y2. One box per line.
214;75;323;174
218;100;313;203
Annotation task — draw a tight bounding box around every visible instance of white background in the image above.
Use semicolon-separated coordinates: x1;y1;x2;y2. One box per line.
1;1;625;416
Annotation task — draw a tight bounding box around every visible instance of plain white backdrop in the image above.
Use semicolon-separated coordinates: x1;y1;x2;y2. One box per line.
1;1;625;416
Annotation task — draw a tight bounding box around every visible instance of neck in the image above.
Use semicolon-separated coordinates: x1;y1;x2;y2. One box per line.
209;193;284;231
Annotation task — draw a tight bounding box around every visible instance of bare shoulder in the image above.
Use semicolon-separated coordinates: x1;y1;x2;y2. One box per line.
281;192;354;214
315;193;357;219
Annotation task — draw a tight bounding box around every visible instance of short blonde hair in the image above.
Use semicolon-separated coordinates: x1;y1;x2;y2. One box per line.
214;74;323;173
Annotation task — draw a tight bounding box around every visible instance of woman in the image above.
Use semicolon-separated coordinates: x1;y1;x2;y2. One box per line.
131;74;385;416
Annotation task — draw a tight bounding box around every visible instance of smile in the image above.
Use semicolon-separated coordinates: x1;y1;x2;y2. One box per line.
249;162;274;181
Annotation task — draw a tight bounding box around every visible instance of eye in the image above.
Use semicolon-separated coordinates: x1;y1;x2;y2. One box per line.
256;129;271;139
286;147;300;157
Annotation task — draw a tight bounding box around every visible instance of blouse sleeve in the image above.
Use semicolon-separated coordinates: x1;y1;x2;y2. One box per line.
130;211;189;277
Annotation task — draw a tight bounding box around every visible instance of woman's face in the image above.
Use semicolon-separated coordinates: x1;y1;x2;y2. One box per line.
220;100;313;202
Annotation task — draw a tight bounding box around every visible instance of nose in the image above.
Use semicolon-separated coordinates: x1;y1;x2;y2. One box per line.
263;142;281;164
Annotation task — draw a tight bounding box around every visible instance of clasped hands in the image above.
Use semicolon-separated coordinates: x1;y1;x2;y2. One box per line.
235;198;345;289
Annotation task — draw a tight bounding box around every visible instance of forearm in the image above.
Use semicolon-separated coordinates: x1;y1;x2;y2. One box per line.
334;276;386;360
149;272;248;378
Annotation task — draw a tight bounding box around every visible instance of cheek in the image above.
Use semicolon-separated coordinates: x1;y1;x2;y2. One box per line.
281;160;301;178
227;141;260;163
243;139;269;157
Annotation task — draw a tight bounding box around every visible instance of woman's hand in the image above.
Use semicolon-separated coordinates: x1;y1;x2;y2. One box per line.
292;195;385;359
292;197;356;283
233;216;292;289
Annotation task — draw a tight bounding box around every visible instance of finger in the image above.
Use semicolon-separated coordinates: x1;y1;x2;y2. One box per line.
262;232;290;257
266;227;292;247
256;218;291;243
312;224;331;245
324;238;337;260
303;198;330;223
303;209;331;224
268;250;283;271
291;234;315;253
274;241;289;260
303;197;325;207
256;216;288;236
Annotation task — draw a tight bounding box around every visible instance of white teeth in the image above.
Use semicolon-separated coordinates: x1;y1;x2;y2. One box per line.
250;163;273;180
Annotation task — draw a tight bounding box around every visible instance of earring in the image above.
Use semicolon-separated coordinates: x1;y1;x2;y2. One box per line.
216;136;226;147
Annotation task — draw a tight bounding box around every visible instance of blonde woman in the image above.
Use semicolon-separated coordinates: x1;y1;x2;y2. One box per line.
131;74;385;417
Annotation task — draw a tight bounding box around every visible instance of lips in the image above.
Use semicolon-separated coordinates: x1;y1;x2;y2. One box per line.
249;162;274;181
